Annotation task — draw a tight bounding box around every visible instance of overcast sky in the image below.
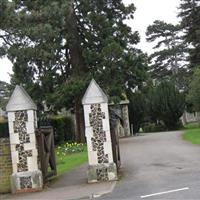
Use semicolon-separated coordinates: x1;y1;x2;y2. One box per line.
0;0;181;83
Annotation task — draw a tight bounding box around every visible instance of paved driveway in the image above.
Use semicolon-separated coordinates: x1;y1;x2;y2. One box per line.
99;131;200;200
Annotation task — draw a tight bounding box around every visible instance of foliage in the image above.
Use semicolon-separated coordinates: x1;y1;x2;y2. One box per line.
146;20;188;88
128;91;147;134
0;0;148;142
178;0;200;68
0;81;10;110
51;115;75;145
142;122;167;133
0;0;147;109
187;67;200;111
56;142;86;155
0;121;9;138
147;81;185;130
55;143;87;176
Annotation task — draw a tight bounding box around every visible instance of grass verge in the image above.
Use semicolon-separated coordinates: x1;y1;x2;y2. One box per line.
183;122;200;145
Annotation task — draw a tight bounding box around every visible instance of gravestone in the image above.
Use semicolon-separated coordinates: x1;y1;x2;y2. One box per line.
6;85;43;193
82;79;117;183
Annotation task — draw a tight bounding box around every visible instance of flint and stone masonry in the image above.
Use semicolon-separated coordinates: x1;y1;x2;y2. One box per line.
82;79;118;183
6;85;43;193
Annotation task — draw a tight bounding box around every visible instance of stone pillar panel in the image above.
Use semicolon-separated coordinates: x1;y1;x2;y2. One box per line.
121;104;131;136
6;85;43;193
82;79;117;182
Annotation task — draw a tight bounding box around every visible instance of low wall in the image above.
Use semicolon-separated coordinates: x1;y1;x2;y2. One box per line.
0;138;12;193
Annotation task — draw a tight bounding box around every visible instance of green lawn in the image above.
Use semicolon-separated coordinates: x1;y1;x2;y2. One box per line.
56;151;88;176
55;143;88;176
183;123;200;145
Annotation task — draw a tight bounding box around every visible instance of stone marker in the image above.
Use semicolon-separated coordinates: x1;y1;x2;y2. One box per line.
6;85;43;193
82;79;118;183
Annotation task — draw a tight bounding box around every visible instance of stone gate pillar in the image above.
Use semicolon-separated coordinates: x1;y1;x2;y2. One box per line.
6;85;43;193
82;79;118;183
121;102;131;137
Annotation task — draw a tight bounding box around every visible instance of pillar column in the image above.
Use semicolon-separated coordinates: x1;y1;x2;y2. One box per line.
82;79;117;183
6;85;43;193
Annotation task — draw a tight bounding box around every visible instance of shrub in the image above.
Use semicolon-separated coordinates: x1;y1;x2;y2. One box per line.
147;81;185;130
129;92;147;134
142;122;167;133
187;67;200;112
51;115;75;145
0;121;9;138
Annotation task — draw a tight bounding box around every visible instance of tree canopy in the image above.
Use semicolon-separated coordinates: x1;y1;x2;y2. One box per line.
178;0;200;68
187;67;200;111
0;0;148;111
146;20;188;88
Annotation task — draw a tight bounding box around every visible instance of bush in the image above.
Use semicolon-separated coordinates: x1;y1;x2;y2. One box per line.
51;115;75;145
128;92;147;134
142;122;167;133
0;121;9;138
147;81;185;130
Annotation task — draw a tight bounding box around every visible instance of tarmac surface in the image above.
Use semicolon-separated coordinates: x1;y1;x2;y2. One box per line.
2;131;200;200
98;131;200;200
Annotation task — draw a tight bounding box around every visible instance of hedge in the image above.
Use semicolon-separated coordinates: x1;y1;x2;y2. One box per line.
0;115;75;144
51;115;75;145
0;121;9;138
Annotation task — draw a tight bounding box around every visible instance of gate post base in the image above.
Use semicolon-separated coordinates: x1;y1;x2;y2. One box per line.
87;163;118;183
11;170;43;194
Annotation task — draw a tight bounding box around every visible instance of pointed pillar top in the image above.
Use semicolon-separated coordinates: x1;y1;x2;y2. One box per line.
6;85;37;112
82;79;108;105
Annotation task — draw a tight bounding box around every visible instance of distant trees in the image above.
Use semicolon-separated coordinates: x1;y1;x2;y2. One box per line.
187;67;200;112
0;81;10;109
178;0;200;68
147;81;185;130
128;91;147;134
146;21;186;79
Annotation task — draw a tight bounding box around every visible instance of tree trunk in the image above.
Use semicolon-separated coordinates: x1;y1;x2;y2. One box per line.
74;98;85;143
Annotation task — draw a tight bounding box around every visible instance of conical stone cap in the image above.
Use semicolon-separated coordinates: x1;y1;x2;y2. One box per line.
82;79;108;105
6;85;37;112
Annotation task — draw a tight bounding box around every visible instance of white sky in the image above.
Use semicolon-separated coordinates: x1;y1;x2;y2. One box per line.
0;0;181;83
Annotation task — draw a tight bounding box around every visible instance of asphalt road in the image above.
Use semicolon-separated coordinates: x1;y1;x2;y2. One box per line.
98;131;200;200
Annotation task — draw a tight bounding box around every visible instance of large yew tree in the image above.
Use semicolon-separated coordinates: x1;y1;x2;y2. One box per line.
0;0;147;141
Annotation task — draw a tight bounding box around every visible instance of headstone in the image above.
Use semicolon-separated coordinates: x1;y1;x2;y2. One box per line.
82;79;118;183
6;85;43;193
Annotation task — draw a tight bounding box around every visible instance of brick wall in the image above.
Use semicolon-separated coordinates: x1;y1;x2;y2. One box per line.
0;138;12;193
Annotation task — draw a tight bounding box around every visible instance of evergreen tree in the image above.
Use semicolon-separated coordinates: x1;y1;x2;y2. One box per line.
146;20;187;88
178;0;200;67
187;67;200;111
0;0;147;141
147;81;185;130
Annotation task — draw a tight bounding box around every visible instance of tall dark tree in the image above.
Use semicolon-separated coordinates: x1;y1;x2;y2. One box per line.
0;0;147;141
147;81;185;130
178;0;200;67
0;81;10;110
146;20;187;88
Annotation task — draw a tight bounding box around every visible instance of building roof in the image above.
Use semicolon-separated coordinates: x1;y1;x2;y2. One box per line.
82;79;108;105
6;85;37;112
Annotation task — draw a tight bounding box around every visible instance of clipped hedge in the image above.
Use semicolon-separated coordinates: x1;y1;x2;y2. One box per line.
142;122;167;133
51;115;75;145
0;121;9;138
